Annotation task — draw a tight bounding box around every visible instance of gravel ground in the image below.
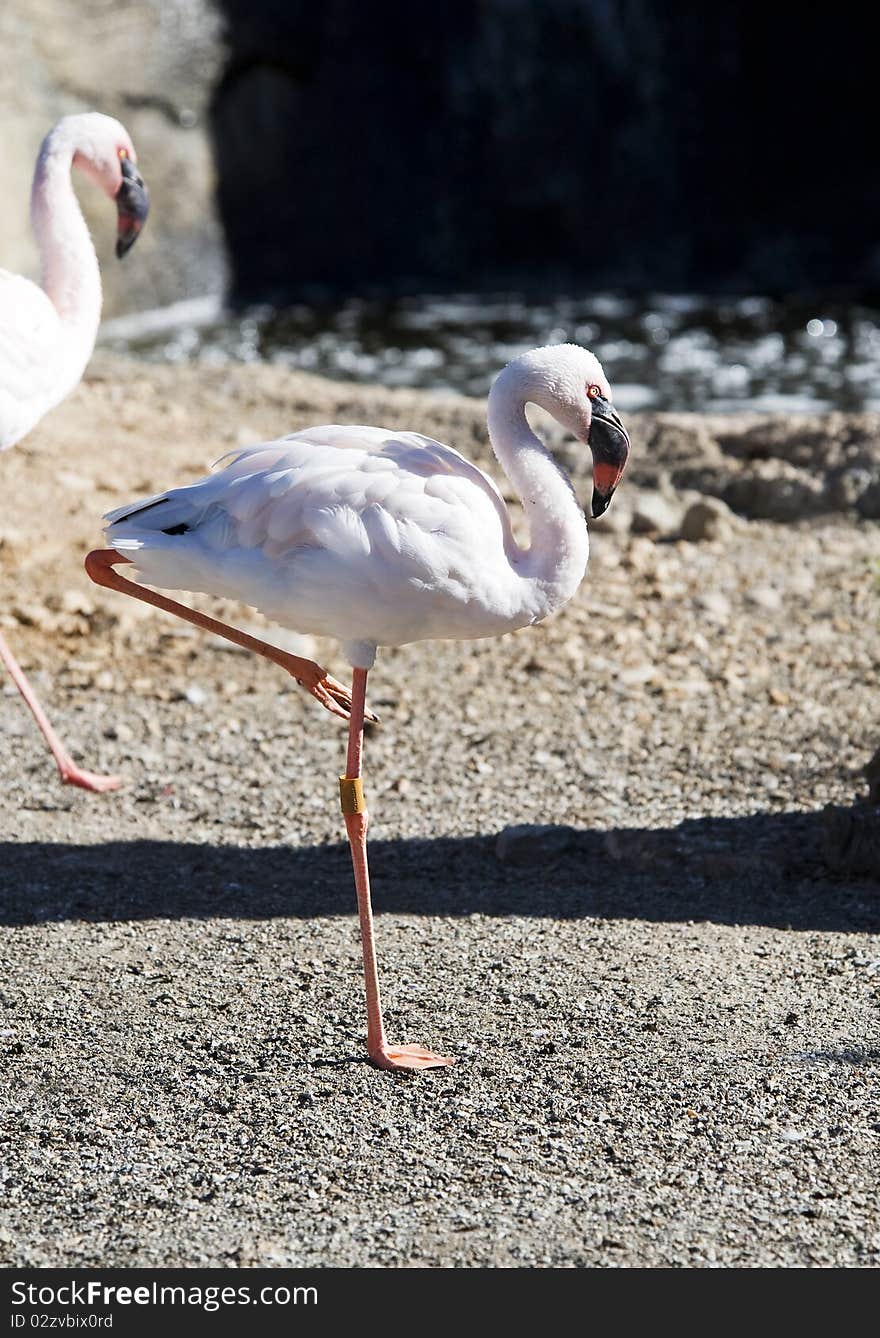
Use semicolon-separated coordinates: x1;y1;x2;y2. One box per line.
1;356;879;1268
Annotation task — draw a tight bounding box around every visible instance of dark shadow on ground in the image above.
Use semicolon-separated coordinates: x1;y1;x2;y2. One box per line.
1;806;877;931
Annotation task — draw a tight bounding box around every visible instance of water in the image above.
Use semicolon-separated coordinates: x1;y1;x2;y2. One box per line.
99;292;880;414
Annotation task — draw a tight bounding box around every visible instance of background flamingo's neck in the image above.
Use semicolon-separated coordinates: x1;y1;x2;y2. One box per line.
30;128;102;342
487;366;589;615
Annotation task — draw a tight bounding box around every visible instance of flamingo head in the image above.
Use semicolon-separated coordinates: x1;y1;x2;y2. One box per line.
67;113;150;258
512;344;631;517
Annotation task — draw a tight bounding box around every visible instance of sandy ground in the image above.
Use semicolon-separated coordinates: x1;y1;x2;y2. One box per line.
1;356;879;1268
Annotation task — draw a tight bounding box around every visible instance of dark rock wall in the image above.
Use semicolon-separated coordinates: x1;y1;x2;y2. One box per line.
5;2;874;312
212;1;878;300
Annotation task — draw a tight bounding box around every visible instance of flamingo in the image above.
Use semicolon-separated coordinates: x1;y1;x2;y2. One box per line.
1;112;149;792
86;343;630;1069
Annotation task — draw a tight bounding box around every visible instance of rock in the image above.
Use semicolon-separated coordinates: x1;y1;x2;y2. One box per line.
495;824;574;866
649;414;880;522
723;466;826;521
745;585;783;612
56;470;93;494
603;829;678;873
60;590;95;617
693;850;767;880
827;466;875;512
822;803;880;876
857;481;880;519
103;722;134;743
717;419;828;468
863;747;880;805
619;664;655;687
631;489;684;536
0;526;26;551
680;495;737;542
695;591;731;621
622;537;658;573
642;418;723;466
786;570;815;598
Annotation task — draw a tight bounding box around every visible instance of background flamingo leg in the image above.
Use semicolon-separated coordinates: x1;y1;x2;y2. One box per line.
342;666;454;1072
0;630;121;792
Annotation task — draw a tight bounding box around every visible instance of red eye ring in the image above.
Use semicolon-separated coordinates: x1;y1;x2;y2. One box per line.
587;383;602;399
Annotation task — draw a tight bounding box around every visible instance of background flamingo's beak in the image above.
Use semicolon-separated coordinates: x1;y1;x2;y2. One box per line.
116;157;149;258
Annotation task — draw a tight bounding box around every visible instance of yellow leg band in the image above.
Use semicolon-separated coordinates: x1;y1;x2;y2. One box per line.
339;776;366;815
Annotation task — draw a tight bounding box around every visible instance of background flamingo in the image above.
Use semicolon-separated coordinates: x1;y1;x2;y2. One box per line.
87;343;630;1069
1;112;149;791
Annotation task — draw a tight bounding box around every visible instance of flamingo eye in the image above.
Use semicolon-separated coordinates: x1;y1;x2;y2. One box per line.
587;383;602;399
118;148;128;160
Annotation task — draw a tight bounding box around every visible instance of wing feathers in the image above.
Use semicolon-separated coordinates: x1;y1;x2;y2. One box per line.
106;423;516;583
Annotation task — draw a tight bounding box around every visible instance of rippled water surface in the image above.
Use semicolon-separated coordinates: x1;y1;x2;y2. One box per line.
100;293;880;414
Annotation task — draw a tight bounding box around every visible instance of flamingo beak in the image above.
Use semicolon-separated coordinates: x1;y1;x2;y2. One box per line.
115;157;150;258
588;397;630;517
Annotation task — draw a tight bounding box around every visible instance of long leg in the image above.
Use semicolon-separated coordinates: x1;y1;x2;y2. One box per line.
85;549;375;723
341;666;453;1071
0;630;121;792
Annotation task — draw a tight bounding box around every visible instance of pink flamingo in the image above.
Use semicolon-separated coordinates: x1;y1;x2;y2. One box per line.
1;113;149;791
87;343;629;1070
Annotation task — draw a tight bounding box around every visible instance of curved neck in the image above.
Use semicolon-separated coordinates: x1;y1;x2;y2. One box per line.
487;365;589;615
30;129;102;342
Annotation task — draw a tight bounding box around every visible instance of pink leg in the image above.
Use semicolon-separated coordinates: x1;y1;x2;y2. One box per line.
0;630;121;793
85;549;375;723
342;666;454;1071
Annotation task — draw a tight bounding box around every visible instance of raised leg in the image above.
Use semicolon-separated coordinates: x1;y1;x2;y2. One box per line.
0;630;121;792
341;666;454;1071
85;549;375;723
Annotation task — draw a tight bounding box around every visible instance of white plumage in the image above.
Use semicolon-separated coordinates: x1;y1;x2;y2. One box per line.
107;425;537;663
106;345;630;670
0;274;71;451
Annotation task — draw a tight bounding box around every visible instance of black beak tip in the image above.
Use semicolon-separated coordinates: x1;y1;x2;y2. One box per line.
592;490;613;518
115;212;147;259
